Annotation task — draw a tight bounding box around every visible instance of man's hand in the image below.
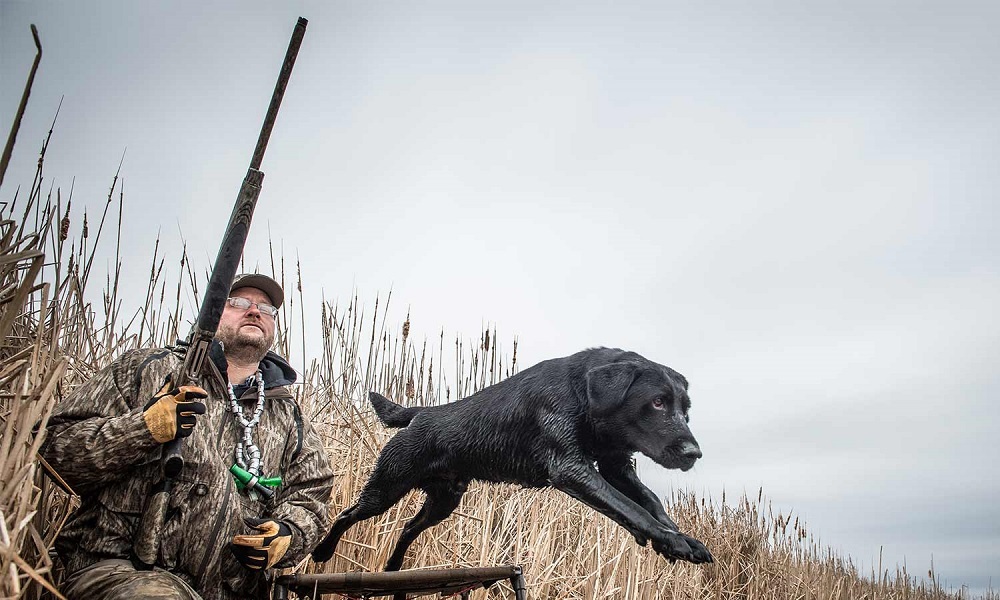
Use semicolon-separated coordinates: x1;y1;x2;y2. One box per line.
142;375;208;443
231;518;292;570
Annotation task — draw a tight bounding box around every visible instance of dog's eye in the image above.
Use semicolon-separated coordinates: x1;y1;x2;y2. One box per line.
652;398;665;409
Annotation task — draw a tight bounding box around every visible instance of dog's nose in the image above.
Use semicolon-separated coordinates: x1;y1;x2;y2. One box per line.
679;441;702;460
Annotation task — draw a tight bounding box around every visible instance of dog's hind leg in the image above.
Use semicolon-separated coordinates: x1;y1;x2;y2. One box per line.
313;433;427;562
384;479;468;573
311;477;415;562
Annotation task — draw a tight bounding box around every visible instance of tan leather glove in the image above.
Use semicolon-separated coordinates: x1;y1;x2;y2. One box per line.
142;375;208;443
231;518;293;570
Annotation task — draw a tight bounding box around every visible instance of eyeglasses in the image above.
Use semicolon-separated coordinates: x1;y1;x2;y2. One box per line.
226;297;278;318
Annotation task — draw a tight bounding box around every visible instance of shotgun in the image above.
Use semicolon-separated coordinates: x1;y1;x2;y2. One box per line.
134;16;308;568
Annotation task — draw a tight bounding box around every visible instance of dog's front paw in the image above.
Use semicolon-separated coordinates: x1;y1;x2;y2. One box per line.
679;533;713;564
652;530;712;565
651;531;693;563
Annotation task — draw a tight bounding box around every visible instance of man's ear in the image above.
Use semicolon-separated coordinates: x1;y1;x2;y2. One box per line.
586;362;641;418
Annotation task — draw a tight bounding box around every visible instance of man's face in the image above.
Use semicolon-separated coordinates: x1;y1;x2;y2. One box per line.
217;286;276;361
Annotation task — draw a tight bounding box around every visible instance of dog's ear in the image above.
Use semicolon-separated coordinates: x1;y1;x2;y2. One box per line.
586;362;641;418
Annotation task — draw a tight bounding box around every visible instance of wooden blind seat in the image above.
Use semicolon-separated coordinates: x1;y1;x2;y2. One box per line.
273;565;527;599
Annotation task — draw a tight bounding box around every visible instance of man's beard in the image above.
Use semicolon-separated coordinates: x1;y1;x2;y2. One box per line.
217;323;273;365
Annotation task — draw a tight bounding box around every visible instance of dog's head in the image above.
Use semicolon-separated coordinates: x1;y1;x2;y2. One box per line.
585;358;702;471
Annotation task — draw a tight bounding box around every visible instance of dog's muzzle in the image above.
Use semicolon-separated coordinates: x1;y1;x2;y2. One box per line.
676;441;702;471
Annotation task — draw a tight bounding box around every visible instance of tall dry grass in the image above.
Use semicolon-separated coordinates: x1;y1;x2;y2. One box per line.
1;88;994;600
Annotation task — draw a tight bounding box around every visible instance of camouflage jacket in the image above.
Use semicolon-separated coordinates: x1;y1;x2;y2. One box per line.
42;344;335;599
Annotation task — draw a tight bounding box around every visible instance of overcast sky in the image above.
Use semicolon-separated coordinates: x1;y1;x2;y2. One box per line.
3;1;998;595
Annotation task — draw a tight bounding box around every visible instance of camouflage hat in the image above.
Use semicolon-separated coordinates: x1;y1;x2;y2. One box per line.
230;273;284;309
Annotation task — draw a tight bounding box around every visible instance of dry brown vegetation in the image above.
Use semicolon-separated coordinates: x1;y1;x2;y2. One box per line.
1;91;993;600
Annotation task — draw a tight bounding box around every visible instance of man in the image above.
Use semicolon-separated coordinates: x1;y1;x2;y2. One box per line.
43;273;335;600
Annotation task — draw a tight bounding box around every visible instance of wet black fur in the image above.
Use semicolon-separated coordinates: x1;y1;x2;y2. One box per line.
312;347;713;569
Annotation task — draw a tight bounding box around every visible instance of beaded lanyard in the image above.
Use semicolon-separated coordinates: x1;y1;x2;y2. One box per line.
228;371;266;476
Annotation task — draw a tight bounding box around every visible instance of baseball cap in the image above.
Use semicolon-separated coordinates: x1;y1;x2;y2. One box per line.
230;273;284;309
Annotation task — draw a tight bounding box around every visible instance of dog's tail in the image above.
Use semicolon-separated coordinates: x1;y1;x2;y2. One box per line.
369;391;423;428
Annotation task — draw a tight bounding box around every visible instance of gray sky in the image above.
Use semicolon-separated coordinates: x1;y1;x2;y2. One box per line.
3;1;998;595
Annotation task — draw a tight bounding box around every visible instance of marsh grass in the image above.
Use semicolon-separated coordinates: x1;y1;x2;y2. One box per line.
1;112;995;600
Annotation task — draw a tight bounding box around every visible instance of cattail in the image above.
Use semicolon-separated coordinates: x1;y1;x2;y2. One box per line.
402;313;410;341
82;211;89;238
60;215;70;241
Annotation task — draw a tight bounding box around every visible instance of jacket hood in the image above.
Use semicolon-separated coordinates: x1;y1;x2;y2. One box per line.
259;350;297;388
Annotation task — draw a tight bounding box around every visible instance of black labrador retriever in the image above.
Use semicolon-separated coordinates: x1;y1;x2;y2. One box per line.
312;347;713;569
